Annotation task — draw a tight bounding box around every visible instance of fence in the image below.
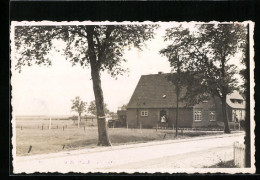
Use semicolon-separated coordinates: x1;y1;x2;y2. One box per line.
234;141;245;168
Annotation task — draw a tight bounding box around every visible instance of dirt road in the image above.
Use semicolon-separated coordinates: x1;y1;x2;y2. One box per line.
13;132;245;173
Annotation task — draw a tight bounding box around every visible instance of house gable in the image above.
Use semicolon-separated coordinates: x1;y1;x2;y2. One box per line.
127;73;188;109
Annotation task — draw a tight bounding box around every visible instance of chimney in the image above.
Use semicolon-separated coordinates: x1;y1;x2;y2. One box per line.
158;71;163;74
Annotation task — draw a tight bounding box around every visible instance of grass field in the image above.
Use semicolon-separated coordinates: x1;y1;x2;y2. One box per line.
14;118;231;156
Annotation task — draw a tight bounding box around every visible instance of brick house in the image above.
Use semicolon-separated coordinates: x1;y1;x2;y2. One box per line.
126;73;246;128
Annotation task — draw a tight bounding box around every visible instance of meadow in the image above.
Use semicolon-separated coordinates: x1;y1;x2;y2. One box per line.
14;117;228;156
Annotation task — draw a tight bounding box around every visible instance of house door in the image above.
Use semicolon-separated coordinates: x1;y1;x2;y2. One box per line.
159;110;167;122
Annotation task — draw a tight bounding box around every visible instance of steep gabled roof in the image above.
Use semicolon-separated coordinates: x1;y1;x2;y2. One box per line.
127;73;188;109
127;73;246;110
226;91;246;109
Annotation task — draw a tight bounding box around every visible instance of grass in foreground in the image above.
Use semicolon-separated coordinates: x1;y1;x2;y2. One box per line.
14;119;237;156
206;160;237;168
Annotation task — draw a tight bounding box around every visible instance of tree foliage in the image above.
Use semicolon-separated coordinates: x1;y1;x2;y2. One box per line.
190;24;246;98
160;25;210;106
162;23;247;134
15;25;158;76
88;100;110;116
71;96;87;128
71;96;87;115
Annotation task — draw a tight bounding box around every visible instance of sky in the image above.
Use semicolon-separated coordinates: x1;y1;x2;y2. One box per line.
11;22;244;116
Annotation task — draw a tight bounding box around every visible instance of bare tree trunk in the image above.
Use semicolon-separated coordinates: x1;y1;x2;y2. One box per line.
91;68;111;146
176;93;179;137
221;95;231;133
220;53;231;134
77;114;80;128
87;26;111;146
175;58;180;137
136;109;139;127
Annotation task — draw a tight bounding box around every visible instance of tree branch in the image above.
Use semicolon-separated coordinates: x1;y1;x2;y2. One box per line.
54;26;88;39
96;25;115;67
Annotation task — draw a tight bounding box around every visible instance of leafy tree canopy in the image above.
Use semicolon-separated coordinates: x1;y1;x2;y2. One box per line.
71;96;87;115
162;24;247;101
88;100;109;116
15;25;158;76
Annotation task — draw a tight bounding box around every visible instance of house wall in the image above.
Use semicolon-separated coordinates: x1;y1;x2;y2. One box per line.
126;109;138;128
126;107;194;128
192;97;219;128
227;106;246;122
127;108;164;128
126;97;239;128
164;108;193;128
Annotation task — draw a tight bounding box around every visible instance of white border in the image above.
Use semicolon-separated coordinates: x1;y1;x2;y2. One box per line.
10;21;255;174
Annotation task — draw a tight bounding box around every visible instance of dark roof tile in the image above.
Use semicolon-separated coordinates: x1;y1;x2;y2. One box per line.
127;73;187;108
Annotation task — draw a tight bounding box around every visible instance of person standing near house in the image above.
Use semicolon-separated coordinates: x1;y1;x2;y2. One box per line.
235;114;238;123
161;115;166;128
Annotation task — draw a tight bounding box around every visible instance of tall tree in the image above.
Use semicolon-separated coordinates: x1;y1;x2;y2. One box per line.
162;24;246;134
160;26;192;136
191;24;245;133
194;24;246;133
71;96;87;128
14;24;158;146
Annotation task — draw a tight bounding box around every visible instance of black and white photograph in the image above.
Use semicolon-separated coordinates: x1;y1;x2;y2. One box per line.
10;21;255;173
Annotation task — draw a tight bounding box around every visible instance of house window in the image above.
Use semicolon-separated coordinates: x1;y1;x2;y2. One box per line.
194;111;202;121
231;99;243;104
141;111;148;117
209;111;216;121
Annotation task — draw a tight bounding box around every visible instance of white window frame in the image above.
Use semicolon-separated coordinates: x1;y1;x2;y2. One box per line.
141;110;148;117
209;111;216;121
194;110;202;121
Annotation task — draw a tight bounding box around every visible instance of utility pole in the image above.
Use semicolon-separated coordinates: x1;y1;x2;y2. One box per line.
49;117;52;130
245;23;251;167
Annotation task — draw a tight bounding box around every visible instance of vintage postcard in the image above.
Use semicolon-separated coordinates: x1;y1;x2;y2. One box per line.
10;21;255;174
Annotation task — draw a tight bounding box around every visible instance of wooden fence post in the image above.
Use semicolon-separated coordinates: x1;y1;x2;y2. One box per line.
42;124;43;130
49;117;52;129
84;126;85;131
63;126;64;131
163;133;167;139
234;141;246;168
140;122;142;133
28;145;32;153
233;142;236;165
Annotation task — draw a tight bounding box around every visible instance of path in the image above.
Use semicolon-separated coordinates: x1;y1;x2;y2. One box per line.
13;132;245;173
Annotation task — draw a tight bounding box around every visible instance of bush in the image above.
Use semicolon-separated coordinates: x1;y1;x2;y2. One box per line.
207;160;237;168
